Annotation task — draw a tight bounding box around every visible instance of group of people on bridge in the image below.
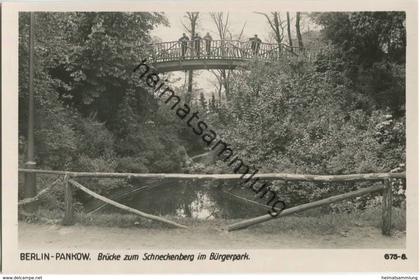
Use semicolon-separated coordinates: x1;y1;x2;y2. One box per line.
177;33;263;59
178;32;213;58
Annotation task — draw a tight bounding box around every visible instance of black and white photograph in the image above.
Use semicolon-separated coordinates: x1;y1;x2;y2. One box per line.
1;0;418;275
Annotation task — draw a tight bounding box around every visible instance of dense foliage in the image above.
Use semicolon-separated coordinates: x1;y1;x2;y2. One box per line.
196;12;406;209
19;12;202;175
311;12;406;113
19;12;406;211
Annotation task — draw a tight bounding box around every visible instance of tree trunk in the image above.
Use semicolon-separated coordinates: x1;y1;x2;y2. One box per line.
286;12;293;51
296;12;304;49
24;12;37;204
184;12;199;103
186;70;193;104
210;12;231;102
273;12;282;56
221;69;229;100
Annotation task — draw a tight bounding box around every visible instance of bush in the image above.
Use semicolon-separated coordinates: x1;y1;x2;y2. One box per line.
204;57;405;212
115;157;149;173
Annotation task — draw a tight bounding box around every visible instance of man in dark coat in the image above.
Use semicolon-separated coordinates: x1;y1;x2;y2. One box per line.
178;33;189;58
203;32;213;56
250;34;262;56
192;33;202;58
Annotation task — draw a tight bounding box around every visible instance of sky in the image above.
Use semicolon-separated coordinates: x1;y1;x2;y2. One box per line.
153;12;276;42
150;12;313;98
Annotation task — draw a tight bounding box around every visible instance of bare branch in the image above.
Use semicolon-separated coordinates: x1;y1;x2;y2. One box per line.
255;12;277;33
180;20;191;34
238;21;247;40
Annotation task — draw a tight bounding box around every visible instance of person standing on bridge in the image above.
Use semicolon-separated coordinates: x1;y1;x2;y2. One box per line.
192;33;202;58
178;33;189;59
203;32;213;57
250;34;262;56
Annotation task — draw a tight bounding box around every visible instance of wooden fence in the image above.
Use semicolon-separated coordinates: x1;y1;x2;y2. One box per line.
18;168;405;235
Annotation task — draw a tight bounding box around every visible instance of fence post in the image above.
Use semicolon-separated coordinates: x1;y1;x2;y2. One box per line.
62;174;74;226
382;179;392;236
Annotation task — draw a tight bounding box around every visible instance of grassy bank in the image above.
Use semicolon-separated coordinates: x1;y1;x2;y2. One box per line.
19;205;406;235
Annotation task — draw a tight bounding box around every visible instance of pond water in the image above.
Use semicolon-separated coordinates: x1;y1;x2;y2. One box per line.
81;178;373;219
84;179;268;219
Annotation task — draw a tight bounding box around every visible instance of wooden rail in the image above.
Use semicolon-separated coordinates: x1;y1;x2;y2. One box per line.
228;184;386;231
68;179;188;229
18;168;404;235
18;177;62;206
19;168;405;181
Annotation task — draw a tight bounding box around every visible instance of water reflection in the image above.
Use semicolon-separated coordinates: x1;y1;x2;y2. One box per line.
85;179;267;219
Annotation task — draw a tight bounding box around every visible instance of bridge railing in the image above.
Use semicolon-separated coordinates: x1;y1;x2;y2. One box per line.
149;39;319;63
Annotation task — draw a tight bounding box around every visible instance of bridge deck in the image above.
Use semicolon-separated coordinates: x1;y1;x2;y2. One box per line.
151;58;248;72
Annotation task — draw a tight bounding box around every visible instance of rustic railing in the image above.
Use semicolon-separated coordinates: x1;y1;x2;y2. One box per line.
149;39;319;63
18;168;405;235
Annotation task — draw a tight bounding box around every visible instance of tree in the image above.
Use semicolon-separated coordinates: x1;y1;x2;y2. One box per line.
296;12;304;49
311;12;406;112
208;56;405;209
199;92;207;111
286;12;293;50
312;12;405;65
181;12;199;104
256;12;285;55
210;12;231;101
19;12;203;173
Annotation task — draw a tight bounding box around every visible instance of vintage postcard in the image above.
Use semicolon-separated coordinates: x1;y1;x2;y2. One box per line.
1;0;419;274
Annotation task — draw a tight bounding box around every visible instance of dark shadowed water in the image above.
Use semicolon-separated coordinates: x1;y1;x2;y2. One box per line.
84;179;268;219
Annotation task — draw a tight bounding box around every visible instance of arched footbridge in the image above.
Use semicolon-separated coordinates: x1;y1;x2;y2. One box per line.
148;40;317;72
